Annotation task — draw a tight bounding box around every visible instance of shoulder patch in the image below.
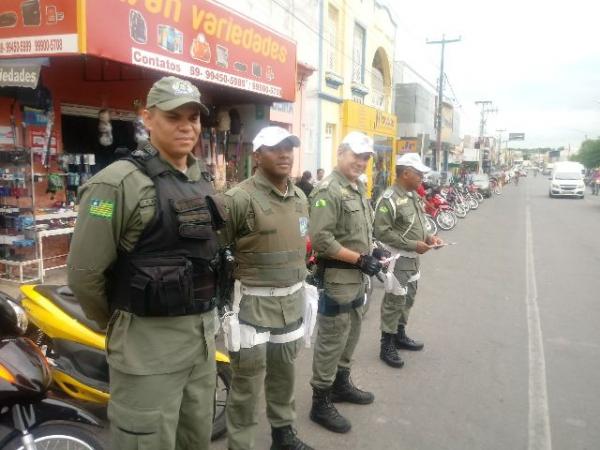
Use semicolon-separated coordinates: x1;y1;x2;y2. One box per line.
314;198;327;208
89;199;114;219
378;205;389;214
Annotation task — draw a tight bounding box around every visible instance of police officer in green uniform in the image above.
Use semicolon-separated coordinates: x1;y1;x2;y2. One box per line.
67;76;221;450
373;153;443;368
308;132;384;434
222;126;313;450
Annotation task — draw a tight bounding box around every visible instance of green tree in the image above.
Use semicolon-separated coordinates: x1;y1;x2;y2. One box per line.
573;139;600;168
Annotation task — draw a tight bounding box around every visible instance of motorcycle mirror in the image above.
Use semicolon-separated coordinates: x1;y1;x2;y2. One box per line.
0;292;28;337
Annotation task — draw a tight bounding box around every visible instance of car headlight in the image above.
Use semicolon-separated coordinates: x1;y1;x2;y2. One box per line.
551;183;560;188
577;182;585;188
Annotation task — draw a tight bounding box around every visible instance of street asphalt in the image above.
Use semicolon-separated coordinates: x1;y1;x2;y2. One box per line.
209;175;599;450
6;175;598;449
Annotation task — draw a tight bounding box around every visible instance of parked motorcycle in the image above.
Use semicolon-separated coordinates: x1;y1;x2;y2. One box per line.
19;284;231;441
423;188;457;231
439;186;468;218
0;291;104;449
468;183;484;203
489;177;503;195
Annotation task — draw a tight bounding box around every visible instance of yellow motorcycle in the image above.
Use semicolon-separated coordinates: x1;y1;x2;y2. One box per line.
19;284;231;440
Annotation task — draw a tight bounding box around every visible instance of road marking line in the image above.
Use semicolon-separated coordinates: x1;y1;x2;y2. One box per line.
525;204;552;450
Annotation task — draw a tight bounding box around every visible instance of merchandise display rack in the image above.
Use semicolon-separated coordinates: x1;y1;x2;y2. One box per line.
0;142;42;283
0;126;77;283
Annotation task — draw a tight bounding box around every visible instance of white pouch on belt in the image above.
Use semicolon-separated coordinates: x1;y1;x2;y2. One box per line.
303;283;319;348
221;280;243;352
222;312;240;352
383;254;407;296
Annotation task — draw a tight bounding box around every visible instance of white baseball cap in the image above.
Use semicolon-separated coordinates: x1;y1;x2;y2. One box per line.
341;131;374;154
252;126;300;152
396;153;431;173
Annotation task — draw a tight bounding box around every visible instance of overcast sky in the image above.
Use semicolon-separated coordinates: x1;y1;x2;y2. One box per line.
390;0;600;150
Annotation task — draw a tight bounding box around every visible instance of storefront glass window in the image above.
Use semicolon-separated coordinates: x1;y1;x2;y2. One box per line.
371;135;393;202
352;24;365;83
327;5;339;72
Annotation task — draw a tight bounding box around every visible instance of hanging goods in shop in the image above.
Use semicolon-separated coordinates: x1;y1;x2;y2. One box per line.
98;109;113;147
133;102;149;144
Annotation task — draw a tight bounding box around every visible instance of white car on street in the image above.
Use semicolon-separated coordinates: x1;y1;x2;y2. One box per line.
549;164;585;199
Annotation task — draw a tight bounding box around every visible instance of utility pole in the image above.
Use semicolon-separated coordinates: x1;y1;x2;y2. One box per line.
475;100;497;173
496;128;506;168
427;34;461;174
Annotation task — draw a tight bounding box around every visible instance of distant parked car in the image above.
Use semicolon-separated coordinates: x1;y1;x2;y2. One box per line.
471;174;492;197
542;163;554;176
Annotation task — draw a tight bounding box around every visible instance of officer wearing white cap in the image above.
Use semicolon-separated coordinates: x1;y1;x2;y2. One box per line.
372;152;443;368
221;125;313;449
308;131;384;433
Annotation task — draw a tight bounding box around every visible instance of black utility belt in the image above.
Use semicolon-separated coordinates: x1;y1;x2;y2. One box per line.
318;293;364;317
113;297;216;317
320;259;359;270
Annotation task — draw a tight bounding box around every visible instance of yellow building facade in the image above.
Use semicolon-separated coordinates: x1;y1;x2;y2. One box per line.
317;0;397;197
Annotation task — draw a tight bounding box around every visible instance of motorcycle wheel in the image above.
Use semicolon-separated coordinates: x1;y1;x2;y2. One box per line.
25;326;231;442
452;203;467;218
425;214;438;235
494;186;502;195
212;361;232;441
468;196;479;209
436;210;456;230
4;423;104;450
475;192;484;202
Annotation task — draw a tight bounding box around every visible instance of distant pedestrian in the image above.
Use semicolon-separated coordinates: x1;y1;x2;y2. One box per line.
592;169;600;195
296;170;314;197
315;168;325;184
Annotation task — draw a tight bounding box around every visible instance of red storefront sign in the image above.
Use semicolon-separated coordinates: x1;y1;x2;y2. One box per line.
85;0;297;101
0;0;79;57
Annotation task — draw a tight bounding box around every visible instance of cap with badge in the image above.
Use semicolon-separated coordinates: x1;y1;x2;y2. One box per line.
341;131;374;154
252;126;300;152
146;76;209;114
395;153;431;173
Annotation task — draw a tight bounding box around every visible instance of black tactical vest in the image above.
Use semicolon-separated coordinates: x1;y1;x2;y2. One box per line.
109;149;219;317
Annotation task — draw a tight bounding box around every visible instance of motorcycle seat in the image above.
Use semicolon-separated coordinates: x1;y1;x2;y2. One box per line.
33;285;105;334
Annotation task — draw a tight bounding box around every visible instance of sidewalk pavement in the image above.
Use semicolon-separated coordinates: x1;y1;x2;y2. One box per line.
0;268;68;299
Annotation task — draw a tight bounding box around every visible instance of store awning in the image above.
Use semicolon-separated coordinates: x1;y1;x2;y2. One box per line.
0;0;298;102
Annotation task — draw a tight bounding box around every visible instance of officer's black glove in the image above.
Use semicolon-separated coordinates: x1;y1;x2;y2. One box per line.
372;247;391;260
356;254;383;277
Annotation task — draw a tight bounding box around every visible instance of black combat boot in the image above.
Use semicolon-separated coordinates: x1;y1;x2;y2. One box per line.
270;425;314;450
395;324;424;351
310;387;352;433
331;367;375;404
380;332;405;368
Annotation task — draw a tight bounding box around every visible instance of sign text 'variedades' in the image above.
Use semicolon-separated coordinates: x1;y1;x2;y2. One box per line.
120;0;289;63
